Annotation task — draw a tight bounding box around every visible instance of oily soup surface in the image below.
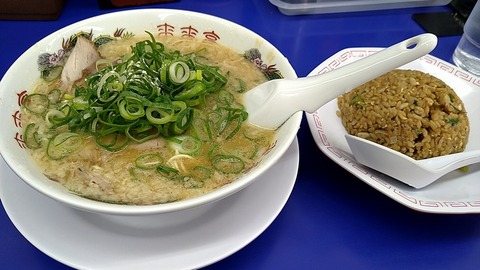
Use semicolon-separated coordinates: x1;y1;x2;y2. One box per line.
22;35;275;205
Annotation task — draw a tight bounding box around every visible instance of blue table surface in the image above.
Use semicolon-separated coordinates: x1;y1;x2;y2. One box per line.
2;0;480;269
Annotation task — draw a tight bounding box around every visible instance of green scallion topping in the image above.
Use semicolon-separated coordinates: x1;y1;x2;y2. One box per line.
24;32;232;152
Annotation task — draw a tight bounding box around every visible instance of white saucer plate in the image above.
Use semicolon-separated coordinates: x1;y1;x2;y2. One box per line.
306;48;480;214
0;139;299;269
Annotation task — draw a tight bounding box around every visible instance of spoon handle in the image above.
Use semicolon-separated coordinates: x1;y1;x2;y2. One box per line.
245;34;438;130
292;33;438;113
420;150;480;172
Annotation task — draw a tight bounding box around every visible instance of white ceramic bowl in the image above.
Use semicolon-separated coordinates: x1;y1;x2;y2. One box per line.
0;9;301;215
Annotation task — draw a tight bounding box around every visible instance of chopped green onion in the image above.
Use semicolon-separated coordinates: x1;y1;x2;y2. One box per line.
47;89;62;104
156;165;179;178
46;133;82;160
169;61;190;84
24;123;42;149
96;70;121;102
135;153;164;170
146;106;174;125
32;32;233;153
45;109;66;127
191;166;212;180
192;118;210;141
23;93;49;115
217;90;234;105
118;98;145;120
182;176;205;188
95;133;129;152
72;96;90;110
173;81;206;101
168;135;202;155
212;154;245;174
41;66;63;82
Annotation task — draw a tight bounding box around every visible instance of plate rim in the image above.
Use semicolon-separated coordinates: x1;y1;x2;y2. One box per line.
306;47;480;214
0;138;299;269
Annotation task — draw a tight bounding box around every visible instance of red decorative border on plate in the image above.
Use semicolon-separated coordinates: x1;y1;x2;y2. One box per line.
312;49;480;211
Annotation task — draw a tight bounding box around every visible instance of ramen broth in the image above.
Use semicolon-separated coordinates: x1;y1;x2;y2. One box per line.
21;35;276;205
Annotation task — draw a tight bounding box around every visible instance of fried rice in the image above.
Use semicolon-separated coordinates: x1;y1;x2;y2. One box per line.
337;69;469;160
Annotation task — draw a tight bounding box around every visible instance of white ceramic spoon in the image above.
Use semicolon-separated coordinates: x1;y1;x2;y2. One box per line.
244;33;438;129
345;134;480;189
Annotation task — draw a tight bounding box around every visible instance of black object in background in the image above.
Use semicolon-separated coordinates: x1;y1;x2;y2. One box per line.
98;0;179;9
412;0;477;36
0;0;65;20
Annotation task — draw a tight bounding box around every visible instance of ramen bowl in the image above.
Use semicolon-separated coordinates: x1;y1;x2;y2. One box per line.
0;9;301;215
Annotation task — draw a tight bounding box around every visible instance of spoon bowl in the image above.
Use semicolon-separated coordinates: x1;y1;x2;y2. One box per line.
245;33;438;130
345;134;480;188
